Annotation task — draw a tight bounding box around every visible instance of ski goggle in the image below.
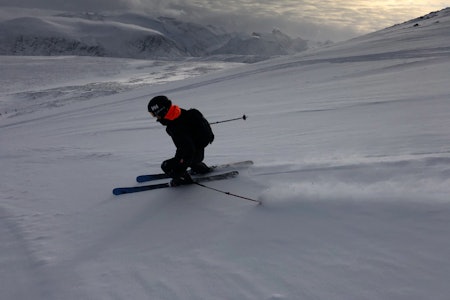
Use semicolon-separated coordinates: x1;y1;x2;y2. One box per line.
149;106;168;118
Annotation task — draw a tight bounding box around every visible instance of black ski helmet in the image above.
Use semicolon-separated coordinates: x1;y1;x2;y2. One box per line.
148;95;172;118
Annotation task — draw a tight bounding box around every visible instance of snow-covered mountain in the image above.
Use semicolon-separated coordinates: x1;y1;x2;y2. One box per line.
211;29;307;57
0;11;308;61
1;7;450;300
309;7;450;58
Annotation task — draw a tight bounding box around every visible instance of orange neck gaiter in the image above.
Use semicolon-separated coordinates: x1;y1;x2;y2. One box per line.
164;105;181;121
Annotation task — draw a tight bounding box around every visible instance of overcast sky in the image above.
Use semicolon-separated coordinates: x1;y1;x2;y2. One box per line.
0;0;448;41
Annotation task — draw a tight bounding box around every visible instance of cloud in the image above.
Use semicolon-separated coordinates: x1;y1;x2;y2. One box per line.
0;0;447;41
0;0;127;11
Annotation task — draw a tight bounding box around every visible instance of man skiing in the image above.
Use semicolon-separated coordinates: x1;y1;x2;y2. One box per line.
148;95;215;186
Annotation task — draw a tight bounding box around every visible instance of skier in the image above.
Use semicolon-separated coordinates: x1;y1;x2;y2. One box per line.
148;95;215;186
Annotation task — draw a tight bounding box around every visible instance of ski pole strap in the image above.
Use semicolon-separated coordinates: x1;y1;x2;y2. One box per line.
194;182;261;204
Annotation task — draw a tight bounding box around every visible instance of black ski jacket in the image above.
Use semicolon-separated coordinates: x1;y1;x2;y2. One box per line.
159;108;214;165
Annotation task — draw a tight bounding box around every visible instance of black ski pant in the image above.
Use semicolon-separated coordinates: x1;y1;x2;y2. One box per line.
161;148;205;178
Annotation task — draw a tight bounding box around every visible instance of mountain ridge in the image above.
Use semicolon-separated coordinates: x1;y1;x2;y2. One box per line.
0;11;310;61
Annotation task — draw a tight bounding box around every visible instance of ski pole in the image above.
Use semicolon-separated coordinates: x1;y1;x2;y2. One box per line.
209;114;247;125
194;182;262;205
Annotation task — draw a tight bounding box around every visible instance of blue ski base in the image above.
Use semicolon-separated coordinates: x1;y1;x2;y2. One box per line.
113;171;239;196
136;160;253;183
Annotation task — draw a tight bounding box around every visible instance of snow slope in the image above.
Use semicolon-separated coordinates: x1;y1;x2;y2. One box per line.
1;7;450;300
0;55;244;118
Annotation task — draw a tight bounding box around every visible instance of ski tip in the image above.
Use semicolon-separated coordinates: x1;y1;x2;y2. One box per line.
136;174;167;183
136;177;145;183
113;188;130;195
112;189;122;195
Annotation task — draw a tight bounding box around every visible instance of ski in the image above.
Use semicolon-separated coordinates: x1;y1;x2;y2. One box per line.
113;171;239;196
136;160;253;183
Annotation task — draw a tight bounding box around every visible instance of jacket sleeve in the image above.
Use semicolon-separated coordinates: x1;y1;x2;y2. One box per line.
167;127;196;165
